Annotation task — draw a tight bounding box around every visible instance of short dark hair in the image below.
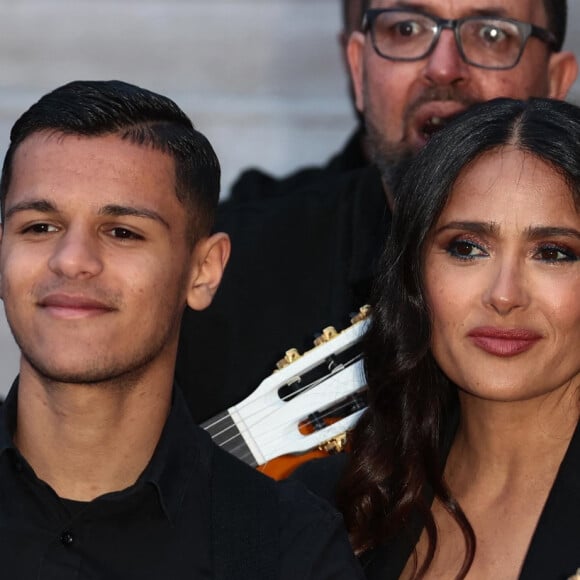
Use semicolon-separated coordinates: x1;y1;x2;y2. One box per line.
543;0;567;51
342;0;365;34
0;80;220;244
339;97;580;576
362;0;567;51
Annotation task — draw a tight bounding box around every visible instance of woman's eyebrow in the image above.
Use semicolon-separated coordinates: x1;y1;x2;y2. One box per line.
433;221;499;236
525;225;580;241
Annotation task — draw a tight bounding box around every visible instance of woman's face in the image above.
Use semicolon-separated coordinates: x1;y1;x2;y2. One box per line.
424;146;580;403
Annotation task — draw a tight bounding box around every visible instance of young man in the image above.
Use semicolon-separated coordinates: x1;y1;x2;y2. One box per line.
0;80;363;579
176;0;578;426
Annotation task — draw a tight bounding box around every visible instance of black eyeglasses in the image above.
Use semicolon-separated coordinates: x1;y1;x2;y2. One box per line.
363;9;558;70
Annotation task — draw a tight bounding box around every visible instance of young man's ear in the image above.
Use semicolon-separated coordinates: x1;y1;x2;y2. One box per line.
186;232;231;311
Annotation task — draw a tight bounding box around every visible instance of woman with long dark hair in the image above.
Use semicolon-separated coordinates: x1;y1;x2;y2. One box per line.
297;97;580;579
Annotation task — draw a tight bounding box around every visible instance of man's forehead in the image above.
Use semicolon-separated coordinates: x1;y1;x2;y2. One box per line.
369;0;545;22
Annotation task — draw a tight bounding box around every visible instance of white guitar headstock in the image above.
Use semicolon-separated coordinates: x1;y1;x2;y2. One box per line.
226;307;371;465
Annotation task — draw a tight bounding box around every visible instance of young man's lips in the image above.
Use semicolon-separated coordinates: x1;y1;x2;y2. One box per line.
467;327;542;357
39;294;115;318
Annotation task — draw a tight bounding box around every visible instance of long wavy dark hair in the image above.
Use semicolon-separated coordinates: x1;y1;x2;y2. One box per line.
337;97;580;578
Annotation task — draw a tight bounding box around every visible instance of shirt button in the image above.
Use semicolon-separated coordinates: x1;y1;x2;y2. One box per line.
60;530;74;546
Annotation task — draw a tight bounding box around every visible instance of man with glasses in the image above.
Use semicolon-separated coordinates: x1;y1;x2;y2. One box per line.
348;0;577;203
176;0;577;430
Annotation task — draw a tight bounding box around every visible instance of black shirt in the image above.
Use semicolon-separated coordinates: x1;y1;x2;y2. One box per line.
176;166;390;423
294;420;580;579
0;382;364;579
230;128;368;203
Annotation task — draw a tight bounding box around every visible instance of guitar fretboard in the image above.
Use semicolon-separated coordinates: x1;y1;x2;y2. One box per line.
201;411;257;467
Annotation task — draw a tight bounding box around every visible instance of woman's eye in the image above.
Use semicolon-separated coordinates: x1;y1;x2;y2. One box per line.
535;244;578;262
447;239;487;259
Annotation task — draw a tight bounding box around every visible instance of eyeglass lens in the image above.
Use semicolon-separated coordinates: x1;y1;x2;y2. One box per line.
371;11;527;68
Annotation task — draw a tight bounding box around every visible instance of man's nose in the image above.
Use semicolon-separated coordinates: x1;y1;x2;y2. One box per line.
47;227;104;279
423;29;469;86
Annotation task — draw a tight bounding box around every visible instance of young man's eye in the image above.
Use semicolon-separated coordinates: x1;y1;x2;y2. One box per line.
22;223;58;234
447;239;487;260
110;227;143;240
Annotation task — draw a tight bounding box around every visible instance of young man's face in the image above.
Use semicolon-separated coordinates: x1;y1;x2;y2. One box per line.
0;132;205;385
349;0;578;168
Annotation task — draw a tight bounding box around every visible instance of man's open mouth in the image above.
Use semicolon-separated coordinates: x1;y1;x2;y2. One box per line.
421;115;450;139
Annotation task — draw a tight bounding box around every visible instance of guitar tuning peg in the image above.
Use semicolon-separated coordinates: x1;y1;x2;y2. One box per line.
276;348;301;370
350;304;371;324
313;326;338;347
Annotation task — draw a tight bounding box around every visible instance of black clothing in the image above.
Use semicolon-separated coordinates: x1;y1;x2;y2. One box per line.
294;421;580;579
0;383;364;580
230;128;368;202
176;166;389;423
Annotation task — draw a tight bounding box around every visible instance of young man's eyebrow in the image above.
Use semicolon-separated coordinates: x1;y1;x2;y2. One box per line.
4;199;56;221
99;204;171;230
3;200;171;231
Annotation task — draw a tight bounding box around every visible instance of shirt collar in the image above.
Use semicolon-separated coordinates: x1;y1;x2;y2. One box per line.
135;384;209;523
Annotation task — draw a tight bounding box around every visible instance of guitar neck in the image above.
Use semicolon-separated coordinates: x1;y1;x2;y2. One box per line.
201;411;257;466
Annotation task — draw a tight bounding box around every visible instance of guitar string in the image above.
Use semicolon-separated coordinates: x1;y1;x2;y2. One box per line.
217;393;364;449
206;362;366;455
205;318;372;461
204;354;361;440
208;357;367;456
221;395;367;461
202;351;364;433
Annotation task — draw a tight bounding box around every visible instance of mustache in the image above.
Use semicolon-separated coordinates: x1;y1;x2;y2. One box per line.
34;281;122;309
405;87;480;120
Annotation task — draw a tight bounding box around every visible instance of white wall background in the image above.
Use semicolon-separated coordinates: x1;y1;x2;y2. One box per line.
0;0;578;396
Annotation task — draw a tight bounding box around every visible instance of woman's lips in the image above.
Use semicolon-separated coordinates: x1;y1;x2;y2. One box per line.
467;327;542;357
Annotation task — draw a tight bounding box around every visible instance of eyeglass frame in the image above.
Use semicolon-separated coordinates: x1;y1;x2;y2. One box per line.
362;8;559;71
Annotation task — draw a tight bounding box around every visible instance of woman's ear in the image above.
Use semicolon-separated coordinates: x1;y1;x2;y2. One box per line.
186;232;231;311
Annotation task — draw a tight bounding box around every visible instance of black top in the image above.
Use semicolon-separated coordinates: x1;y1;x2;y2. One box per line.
0;382;364;580
230;128;368;203
294;421;580;579
176;165;390;423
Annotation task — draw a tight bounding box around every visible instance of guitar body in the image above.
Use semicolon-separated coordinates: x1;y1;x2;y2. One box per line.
257;449;328;480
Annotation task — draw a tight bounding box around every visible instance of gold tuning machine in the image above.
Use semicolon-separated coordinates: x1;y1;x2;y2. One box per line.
318;433;348;454
276;348;301;370
313;326;338;347
350;304;371;325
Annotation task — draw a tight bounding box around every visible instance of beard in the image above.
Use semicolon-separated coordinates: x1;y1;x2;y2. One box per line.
365;114;416;204
364;85;480;201
5;281;183;391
